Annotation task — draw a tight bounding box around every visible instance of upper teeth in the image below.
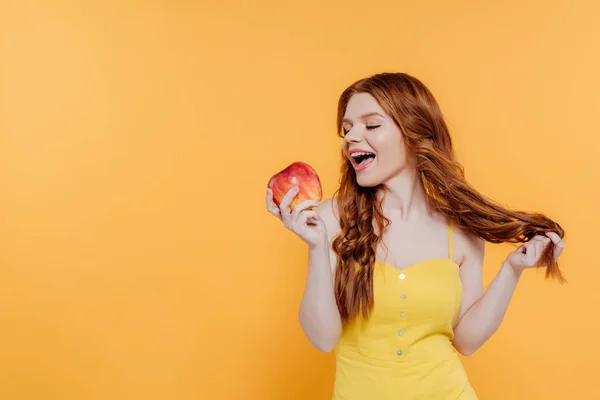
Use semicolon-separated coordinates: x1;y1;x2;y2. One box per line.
351;152;373;158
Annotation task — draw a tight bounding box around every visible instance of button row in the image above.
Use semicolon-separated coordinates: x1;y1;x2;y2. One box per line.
397;271;408;357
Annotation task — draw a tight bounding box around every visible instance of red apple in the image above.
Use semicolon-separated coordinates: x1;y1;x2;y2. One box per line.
268;161;323;210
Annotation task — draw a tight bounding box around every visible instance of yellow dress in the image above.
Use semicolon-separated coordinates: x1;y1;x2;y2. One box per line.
332;221;478;399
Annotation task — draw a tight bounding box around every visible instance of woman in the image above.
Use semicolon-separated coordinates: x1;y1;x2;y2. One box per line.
265;72;565;399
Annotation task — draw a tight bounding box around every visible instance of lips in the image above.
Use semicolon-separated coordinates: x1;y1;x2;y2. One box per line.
348;149;376;172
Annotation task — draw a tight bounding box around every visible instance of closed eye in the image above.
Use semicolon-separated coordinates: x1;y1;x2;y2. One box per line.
341;124;380;137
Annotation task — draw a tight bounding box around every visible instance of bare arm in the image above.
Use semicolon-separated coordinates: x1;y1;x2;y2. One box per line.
298;198;342;352
451;237;521;355
452;230;564;356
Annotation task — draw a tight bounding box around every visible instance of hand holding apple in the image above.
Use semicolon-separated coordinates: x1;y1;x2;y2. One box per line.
265;162;327;248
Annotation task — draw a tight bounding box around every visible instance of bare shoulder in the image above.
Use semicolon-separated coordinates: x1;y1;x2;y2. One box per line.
453;222;485;267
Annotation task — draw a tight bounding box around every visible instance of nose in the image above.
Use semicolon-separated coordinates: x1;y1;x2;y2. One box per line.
344;127;363;144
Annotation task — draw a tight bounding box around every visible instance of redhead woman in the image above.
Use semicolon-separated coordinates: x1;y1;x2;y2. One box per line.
265;72;565;400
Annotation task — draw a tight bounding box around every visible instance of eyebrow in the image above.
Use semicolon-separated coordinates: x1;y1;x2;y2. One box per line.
342;112;385;124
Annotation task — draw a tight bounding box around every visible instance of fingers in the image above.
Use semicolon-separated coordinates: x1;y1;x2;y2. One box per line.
289;209;316;232
545;231;562;244
303;210;318;220
265;185;323;235
534;240;545;264
302;210;322;226
289;200;321;230
265;188;281;218
530;235;551;245
279;186;300;221
291;200;321;220
523;242;536;265
523;233;564;266
546;231;565;259
530;235;552;261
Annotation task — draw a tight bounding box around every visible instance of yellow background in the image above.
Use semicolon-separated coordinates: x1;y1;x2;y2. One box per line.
1;1;598;399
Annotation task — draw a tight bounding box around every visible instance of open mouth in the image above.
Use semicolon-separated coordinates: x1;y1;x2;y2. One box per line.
350;152;376;170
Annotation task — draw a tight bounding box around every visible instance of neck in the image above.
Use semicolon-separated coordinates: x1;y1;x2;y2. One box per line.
376;167;431;220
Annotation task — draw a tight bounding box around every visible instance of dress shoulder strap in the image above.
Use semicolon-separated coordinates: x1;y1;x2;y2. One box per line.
448;219;454;260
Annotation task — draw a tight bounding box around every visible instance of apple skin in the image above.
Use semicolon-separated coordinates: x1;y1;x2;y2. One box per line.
268;162;323;210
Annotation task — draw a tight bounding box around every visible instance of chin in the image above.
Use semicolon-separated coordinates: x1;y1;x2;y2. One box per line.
356;175;382;188
351;160;386;188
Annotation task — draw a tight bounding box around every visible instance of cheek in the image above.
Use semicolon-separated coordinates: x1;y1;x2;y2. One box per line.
372;134;406;165
379;148;406;169
371;128;403;150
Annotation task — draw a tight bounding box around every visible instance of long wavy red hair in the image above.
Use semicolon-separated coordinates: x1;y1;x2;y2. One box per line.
331;72;566;324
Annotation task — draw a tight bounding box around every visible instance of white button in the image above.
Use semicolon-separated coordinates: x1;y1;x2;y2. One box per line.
399;273;406;280
398;330;404;336
396;349;403;356
401;294;406;299
400;312;405;318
